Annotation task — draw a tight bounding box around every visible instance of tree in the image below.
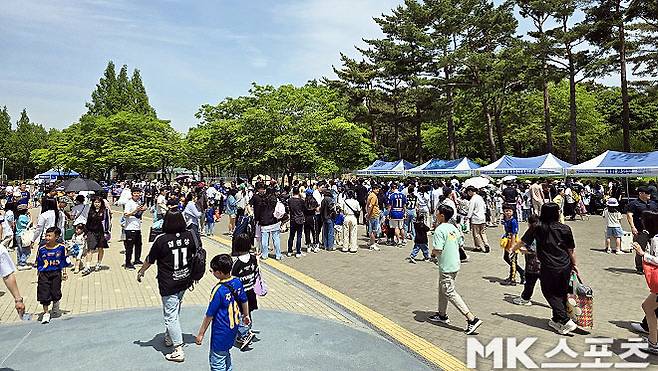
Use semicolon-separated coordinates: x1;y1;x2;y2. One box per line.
0;106;11;159
585;0;635;151
10;109;48;179
516;0;563;153
547;0;597;162
85;61;156;118
628;0;658;78
130;69;157;117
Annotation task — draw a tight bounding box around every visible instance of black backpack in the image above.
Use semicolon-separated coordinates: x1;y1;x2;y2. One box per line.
189;231;206;284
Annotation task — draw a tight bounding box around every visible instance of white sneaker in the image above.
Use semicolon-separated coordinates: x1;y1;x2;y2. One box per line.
548;319;576;335
165;347;185;362
41;312;51;324
370;244;380;251
631;322;649;334
512;297;532;306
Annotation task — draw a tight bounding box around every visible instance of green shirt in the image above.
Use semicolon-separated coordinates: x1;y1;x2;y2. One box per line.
433;222;461;273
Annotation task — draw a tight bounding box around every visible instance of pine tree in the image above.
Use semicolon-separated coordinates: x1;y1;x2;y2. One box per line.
0;106;11;158
130;69;156;117
86;61;119;117
116;64;133;112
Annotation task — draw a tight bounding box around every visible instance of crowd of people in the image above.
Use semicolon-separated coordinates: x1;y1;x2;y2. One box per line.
1;174;658;368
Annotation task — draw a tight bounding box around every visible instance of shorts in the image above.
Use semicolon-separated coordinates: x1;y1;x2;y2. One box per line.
606;227;623;238
87;230;108;250
368;218;381;235
389;219;404;229
37;270;63;306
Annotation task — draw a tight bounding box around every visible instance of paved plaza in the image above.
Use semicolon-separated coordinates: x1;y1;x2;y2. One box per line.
2;208;658;370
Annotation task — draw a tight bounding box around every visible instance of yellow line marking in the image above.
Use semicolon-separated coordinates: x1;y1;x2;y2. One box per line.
207;234;467;371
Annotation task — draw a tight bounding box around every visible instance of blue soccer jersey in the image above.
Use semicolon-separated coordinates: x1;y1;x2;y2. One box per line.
206;277;248;352
388;192;407;220
36;244;70;272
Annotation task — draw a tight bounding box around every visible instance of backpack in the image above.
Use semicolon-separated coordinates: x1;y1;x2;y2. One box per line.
273;200;286;219
189;231;206;285
327;199;338;219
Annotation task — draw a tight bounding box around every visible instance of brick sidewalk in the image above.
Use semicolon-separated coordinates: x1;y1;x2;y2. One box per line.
0;210;350;325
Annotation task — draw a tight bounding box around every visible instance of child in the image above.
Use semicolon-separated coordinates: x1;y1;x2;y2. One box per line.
36;227;70;324
205;206;216;237
333;207;344;247
603;198;624;254
407;214;430;263
69;224;87;274
513;215;540;306
501;204;525;286
196;254;250;371
384;218;395;246
428;204;483;335
231;234;258;350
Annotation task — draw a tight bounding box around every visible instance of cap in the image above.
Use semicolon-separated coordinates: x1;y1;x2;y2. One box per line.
638;186;650;194
606;198;619;207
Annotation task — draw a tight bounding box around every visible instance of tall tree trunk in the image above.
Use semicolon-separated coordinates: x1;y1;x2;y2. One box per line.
445;67;457;159
542;77;553;153
494;107;505;155
484;106;498;161
394;104;401;159
568;68;578;163
618;0;631;151
415;106;422;163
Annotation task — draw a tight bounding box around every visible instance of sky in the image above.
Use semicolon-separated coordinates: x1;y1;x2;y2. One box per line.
0;0;624;132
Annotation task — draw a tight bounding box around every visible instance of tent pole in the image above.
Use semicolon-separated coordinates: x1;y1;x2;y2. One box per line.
626;177;629;200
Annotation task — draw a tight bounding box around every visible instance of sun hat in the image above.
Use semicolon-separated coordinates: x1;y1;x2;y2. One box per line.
606;198;619;207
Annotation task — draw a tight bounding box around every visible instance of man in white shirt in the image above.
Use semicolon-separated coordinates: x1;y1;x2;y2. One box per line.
156;188;167;220
466;186;490;253
123;189;146;270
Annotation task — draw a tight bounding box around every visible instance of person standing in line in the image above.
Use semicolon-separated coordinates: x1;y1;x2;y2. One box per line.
183;192;202;239
388;183;408;246
123;189;146;270
628;186;658;274
302;189;320;253
287;187;306;258
366;184;381;251
341;190;361;253
320;189;336;251
428;205;483;334
156;189;168;222
466;187;490;253
14;204;31;270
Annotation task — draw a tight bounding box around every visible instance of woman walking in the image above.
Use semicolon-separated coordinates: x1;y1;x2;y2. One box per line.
82;197;110;275
183;192;202;240
137;210;197;362
517;202;579;335
31;198;65;248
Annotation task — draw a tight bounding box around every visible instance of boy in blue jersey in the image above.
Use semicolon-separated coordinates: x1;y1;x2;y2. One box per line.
501;205;525;286
387;183;408;246
36;227;70;324
196;254;250;371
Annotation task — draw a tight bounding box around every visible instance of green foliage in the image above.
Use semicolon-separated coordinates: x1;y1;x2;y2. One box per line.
85;61;156;118
33;112;181;179
190;83;375;176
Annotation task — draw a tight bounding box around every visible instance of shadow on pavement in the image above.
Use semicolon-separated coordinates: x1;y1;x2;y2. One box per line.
502;293;551;309
412;310;465;332
492;312;570;335
609;320;636;332
134;332;197;355
483;276;508;284
604;267;640;275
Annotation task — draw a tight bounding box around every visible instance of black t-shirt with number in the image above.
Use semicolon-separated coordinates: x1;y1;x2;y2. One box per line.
406;193;417;210
146;231;196;296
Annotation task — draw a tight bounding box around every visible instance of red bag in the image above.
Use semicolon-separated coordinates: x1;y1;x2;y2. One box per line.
643;261;658;294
